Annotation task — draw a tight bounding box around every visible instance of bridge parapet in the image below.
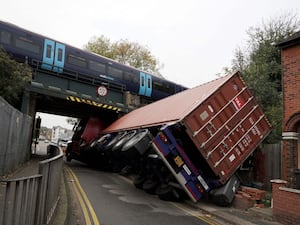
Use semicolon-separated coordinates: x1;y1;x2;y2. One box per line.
22;69;143;116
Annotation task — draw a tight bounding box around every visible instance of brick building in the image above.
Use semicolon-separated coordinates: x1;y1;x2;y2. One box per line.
277;31;300;186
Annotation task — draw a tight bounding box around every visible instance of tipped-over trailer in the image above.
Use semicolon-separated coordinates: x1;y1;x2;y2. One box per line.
66;71;272;205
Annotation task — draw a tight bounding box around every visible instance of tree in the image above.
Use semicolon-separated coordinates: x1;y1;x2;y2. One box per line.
0;48;32;107
85;36;163;77
228;12;300;143
85;35;114;59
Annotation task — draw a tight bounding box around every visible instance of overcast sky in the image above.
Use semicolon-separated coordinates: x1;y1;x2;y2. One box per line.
2;0;299;128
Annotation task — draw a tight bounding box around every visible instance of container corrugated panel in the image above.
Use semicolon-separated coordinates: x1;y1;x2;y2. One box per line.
183;74;272;183
103;73;236;133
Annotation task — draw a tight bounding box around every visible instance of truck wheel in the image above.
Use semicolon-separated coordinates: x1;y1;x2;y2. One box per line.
66;153;72;162
133;175;146;189
111;162;124;173
66;144;72;162
105;131;127;150
121;129;152;157
90;133;112;149
112;130;137;152
142;179;159;194
156;184;182;202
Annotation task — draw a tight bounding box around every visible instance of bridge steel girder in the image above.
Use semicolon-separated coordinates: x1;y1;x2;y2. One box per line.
21;71;137;120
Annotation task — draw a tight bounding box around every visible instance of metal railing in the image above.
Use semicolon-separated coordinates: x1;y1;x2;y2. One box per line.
31;59;126;92
0;144;63;225
0;175;42;225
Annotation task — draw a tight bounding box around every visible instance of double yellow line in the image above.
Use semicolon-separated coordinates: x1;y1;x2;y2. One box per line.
66;166;216;225
66;167;100;225
171;202;219;225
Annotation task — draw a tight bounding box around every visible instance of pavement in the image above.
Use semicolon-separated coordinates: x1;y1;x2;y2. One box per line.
3;153;283;225
186;200;281;225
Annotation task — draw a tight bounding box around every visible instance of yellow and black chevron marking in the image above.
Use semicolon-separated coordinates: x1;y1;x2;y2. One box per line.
67;96;121;112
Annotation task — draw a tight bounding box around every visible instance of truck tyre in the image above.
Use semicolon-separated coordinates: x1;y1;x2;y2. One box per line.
121;129;152;160
133;175;146;189
66;144;72;162
156;184;182;202
66;152;72;162
142;179;159;194
90;133;112;149
112;130;137;152
104;131;128;151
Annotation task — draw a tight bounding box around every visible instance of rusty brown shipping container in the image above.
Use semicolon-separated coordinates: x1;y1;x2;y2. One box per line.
104;71;272;183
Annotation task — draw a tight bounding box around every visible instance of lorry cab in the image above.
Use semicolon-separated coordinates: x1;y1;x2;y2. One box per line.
66;116;107;162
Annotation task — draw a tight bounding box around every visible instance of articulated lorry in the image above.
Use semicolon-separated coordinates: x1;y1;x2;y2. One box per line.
66;71;272;205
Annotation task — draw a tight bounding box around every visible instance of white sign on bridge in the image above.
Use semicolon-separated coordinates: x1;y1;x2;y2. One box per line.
97;86;108;97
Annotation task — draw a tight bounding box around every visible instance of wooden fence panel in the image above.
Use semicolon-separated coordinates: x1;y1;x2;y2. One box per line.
262;143;282;190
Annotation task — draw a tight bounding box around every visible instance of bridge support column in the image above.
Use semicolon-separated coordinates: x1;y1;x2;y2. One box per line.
21;90;37;118
21;89;30;115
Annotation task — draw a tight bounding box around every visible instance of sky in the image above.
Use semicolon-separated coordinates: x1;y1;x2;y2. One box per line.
36;113;74;129
2;0;299;128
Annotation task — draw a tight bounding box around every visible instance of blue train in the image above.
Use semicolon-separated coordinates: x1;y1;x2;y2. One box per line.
0;20;186;100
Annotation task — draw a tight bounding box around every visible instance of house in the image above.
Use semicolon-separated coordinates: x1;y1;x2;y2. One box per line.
265;30;300;225
51;125;73;144
277;31;300;186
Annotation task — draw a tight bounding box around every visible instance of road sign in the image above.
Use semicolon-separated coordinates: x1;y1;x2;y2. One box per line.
97;86;108;96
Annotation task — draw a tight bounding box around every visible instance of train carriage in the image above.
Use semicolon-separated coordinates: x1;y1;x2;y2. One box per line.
0;20;186;101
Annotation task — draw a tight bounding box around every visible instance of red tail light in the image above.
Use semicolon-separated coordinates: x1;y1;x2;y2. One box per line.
196;184;204;193
159;132;168;143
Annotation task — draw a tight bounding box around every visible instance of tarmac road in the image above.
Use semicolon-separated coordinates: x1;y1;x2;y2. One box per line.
1;141;281;225
64;160;225;225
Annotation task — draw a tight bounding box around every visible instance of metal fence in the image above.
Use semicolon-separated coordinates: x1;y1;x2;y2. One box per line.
0;145;63;225
36;145;63;225
0;175;42;225
0;97;32;175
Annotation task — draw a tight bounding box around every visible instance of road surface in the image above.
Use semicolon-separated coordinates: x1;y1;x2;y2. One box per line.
65;160;225;225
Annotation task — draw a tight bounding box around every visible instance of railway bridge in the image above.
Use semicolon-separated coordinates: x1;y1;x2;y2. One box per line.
1;20;186;123
0;19;187;131
21;62;142;121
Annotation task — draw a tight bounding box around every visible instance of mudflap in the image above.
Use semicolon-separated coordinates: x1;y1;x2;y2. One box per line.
209;175;240;206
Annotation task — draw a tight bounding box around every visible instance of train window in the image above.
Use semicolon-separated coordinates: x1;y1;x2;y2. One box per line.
153;81;175;94
141;76;145;86
68;54;87;68
107;66;123;78
0;31;12;44
133;75;139;84
57;48;63;61
15;36;40;54
124;71;138;84
46;44;52;58
89;60;106;73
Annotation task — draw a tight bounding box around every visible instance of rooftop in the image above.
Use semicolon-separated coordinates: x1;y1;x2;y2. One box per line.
277;31;300;48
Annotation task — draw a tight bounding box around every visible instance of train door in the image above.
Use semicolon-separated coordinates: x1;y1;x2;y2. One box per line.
139;72;152;97
53;42;65;73
42;39;65;73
